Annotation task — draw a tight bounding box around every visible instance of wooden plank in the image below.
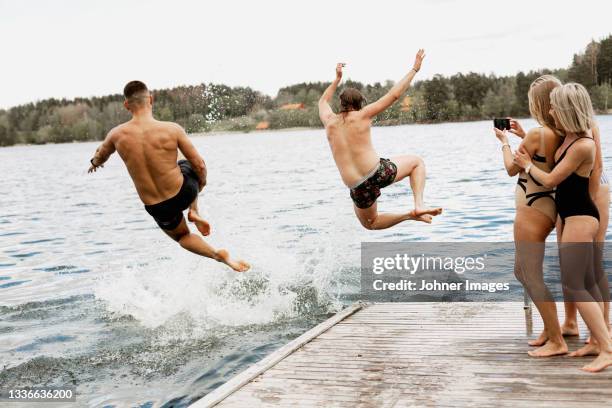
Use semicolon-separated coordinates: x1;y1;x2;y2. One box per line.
195;302;611;407
191;302;364;408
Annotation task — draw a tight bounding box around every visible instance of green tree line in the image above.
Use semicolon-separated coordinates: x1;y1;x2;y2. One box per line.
1;35;612;147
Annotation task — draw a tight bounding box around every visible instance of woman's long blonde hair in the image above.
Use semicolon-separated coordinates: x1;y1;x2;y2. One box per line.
528;75;562;130
549;83;595;135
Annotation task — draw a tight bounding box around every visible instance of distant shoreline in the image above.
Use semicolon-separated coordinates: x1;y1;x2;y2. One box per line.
3;32;612;148
4;115;611;149
194;126;316;137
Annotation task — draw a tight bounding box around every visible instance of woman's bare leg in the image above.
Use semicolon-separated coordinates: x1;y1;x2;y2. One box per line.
564;184;610;341
561;217;612;372
559;217;581;336
595;186;611;335
514;206;567;356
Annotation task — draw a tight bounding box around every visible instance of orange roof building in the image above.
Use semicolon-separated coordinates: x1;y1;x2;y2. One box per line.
256;121;270;130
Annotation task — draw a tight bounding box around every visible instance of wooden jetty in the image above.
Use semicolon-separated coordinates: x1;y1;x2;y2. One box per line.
193;302;612;407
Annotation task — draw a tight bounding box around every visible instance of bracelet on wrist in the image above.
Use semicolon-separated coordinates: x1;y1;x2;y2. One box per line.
90;158;99;167
525;163;533;174
501;143;510;151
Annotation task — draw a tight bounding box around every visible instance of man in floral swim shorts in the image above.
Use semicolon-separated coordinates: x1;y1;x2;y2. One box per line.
318;50;442;230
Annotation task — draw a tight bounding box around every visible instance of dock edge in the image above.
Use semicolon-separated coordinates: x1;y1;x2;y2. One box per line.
191;302;366;408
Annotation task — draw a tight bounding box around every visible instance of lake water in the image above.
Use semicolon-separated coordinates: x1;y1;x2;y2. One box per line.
1;117;611;406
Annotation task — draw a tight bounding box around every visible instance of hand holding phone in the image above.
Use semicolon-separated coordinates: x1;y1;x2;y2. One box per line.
494;118;511;131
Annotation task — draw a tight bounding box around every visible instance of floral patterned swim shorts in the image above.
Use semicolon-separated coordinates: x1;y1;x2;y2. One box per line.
349;158;398;209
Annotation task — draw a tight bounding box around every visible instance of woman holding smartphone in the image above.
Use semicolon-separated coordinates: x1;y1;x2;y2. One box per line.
510;101;610;346
514;83;612;372
493;75;567;357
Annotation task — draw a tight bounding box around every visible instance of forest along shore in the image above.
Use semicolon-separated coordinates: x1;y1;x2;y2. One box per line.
1;35;611;147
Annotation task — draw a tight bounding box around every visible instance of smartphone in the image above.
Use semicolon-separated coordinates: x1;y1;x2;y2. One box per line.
494;118;511;131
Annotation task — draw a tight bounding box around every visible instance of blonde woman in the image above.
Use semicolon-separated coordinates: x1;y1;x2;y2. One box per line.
514;83;612;372
512;110;611;345
561;123;611;343
493;75;567;357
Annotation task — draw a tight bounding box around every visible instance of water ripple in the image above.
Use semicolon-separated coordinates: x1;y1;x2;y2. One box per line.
1;118;611;406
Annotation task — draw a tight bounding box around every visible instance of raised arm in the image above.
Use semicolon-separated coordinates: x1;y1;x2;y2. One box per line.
494;128;539;177
88;131;116;173
318;63;344;125
513;140;593;188
508;118;526;139
176;124;207;190
360;49;425;118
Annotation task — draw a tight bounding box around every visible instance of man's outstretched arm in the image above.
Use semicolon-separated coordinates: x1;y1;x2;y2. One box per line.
361;49;425;119
177;125;207;190
318;63;344;125
88;131;116;173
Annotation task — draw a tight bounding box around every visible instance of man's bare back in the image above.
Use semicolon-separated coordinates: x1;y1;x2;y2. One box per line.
324;111;379;188
109;118;201;205
88;80;249;272
318;51;442;230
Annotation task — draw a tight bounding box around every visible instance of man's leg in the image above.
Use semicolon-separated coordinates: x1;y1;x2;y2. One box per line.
390;155;442;216
354;202;433;230
164;217;249;272
187;197;211;236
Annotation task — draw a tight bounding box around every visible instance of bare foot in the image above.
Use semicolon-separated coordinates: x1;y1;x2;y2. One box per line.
528;341;568;357
216;249;250;272
561;321;579;337
409;213;433;224
411;207;443;217
581;351;612;373
188;209;211;236
528;331;548;347
570;343;600;357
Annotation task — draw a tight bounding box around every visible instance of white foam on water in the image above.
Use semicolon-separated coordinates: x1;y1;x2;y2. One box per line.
91;154;367;339
93;211;349;336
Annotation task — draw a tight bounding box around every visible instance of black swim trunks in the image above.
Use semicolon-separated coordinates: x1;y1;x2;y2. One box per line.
144;160;200;230
349;158;398;209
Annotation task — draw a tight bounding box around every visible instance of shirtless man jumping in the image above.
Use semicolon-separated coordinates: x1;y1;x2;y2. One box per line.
318;50;442;229
88;81;249;272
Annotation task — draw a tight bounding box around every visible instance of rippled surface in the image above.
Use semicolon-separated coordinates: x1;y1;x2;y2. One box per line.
1;117;611;406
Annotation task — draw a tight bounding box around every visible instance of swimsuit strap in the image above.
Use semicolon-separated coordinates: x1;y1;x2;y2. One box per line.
556;136;593;163
530;173;544;187
526;190;555;206
532;127;547;163
517;177;527;192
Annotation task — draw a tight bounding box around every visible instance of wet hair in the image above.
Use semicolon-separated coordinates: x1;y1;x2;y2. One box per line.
339;88;366;113
549;83;595;135
123;80;150;107
527;75;562;130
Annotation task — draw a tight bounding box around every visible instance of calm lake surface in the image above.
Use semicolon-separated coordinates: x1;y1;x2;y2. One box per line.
1;117;611;406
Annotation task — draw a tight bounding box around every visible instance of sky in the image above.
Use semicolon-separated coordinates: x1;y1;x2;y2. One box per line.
1;0;611;109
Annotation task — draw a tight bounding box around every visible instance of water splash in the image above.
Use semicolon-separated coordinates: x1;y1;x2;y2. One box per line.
93;230;344;336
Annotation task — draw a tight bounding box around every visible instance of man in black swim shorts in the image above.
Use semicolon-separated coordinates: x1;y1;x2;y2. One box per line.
144;159;201;230
318;51;442;230
87;81;249;272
